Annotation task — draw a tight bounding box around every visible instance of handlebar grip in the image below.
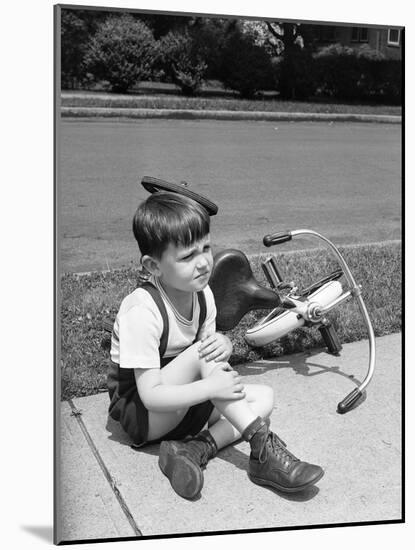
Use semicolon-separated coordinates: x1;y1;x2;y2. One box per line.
337;388;363;414
263;231;292;247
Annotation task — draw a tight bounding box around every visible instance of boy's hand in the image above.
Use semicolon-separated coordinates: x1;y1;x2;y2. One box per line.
205;363;245;401
198;332;233;363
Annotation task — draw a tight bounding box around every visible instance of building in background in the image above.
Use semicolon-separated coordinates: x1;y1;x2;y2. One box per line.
311;25;403;59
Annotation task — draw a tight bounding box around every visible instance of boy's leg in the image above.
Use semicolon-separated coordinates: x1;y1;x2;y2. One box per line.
155;344;274;499
157;343;323;496
203;363;324;493
206;380;324;493
148;342;263;441
207;384;274;449
147;342;216;441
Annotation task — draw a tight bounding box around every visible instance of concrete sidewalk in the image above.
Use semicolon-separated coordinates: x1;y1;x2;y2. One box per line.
57;333;402;543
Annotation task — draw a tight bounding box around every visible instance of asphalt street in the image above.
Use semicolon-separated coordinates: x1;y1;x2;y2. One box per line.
58;119;401;273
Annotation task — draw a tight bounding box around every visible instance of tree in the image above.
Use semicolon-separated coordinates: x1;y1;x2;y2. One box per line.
263;22;316;99
243;20;319;56
189;18;230;81
83;15;156;93
242;20;318;99
157;28;208;95
219;23;274;98
136;13;194;40
60;8;107;88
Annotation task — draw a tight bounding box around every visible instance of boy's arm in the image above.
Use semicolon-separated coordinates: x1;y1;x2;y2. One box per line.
197;284;216;341
134;363;244;412
135;369;211;411
198;286;233;362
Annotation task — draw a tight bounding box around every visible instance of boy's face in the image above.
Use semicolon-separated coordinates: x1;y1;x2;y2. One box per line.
156;234;213;294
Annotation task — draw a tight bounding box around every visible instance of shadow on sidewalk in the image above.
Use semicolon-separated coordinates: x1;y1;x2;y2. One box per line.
237;347;363;384
239;349;369;414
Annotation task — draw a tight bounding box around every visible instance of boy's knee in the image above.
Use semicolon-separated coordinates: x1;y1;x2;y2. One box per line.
184;342;227;378
186;341;206;367
262;385;274;416
200;357;230;379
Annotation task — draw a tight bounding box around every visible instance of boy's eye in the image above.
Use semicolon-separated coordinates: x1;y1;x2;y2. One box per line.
179;243;210;261
181;252;194;261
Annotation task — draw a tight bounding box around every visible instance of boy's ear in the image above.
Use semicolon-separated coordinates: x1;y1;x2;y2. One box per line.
141;255;161;276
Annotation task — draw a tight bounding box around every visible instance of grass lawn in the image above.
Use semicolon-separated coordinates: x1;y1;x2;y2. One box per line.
60;241;401;401
61;80;401;116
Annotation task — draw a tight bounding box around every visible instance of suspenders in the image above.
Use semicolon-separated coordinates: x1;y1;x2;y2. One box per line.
131;282;207;360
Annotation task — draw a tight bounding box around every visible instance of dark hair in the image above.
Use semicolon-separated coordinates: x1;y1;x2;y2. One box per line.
132;192;210;258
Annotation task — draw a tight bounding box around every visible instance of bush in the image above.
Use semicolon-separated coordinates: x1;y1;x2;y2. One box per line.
219;29;275;98
157;29;208;95
83;15;156;93
314;44;364;100
274;46;317;100
359;58;402;104
314;44;402;103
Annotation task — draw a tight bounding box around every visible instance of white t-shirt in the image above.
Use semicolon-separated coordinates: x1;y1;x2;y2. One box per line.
110;277;216;369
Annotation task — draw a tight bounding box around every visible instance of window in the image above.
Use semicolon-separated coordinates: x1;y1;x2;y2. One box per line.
360;27;368;42
387;28;401;46
351;27;369;42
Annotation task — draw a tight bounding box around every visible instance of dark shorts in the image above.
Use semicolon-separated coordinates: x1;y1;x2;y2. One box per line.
108;359;214;448
134;399;215;448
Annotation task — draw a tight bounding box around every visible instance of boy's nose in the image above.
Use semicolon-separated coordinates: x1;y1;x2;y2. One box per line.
197;255;210;270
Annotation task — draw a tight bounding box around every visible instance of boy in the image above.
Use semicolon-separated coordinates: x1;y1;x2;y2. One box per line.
108;191;324;500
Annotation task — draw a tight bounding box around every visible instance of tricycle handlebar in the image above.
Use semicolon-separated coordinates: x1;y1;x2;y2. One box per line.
263;231;292;247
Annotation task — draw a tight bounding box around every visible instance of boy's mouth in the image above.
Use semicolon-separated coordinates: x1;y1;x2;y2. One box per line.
195;271;210;280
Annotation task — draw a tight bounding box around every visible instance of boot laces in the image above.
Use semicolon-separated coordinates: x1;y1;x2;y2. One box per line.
260;432;299;467
184;437;211;468
194;443;210;468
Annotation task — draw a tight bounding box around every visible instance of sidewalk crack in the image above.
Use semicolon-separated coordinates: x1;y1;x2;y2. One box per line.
68;399;142;537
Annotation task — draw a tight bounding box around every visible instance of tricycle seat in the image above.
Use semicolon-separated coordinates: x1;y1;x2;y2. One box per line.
209;249;281;331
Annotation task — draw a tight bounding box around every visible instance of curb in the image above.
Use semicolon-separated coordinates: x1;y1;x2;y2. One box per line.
63;239;402;277
61;106;401;124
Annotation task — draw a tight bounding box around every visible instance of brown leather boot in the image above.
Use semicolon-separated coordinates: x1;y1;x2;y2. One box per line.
245;418;324;493
158;430;217;499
